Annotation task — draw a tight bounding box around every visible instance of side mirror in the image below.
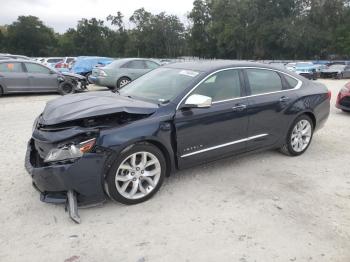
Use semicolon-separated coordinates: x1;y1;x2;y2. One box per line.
181;94;212;109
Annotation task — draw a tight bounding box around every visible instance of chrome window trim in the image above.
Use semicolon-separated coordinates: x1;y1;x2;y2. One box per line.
176;67;302;110
181;134;268;158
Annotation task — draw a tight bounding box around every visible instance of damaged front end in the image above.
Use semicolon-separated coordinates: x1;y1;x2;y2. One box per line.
25;107;153;223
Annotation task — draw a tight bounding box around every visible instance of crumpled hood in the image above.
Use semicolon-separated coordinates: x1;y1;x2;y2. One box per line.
39;91;158;125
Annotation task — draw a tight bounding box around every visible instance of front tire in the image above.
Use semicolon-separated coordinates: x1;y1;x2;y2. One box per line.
58;82;75;95
106;143;166;205
280;115;314;156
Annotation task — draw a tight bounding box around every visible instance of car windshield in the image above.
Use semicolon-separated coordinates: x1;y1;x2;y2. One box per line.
119;67;201;103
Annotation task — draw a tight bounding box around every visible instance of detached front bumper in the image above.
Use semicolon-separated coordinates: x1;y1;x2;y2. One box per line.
25;139;108;206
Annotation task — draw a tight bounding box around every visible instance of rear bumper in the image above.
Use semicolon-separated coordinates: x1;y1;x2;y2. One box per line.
25;139;108;206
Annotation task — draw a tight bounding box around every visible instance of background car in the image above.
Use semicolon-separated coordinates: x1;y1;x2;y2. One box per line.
70;56;114;81
285;62;296;71
90;58;161;90
41;57;64;68
294;62;318;80
54;57;76;72
0;59;82;96
336;82;350;112
321;64;350;79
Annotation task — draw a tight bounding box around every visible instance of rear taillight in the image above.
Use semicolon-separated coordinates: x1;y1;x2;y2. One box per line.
327;90;332;99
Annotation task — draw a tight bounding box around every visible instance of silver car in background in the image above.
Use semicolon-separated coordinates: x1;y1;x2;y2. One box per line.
89;58;161;90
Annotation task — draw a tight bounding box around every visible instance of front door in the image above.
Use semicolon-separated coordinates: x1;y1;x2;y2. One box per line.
24;62;58;92
174;69;249;168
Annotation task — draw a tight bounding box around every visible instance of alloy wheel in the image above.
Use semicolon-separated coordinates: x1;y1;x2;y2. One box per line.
120;79;130;88
115;151;161;200
290;119;312;152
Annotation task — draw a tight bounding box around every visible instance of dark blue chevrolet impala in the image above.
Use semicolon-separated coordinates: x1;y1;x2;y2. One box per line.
25;61;330;222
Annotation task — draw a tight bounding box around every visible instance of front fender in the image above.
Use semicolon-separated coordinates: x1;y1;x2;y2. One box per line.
98;114;177;174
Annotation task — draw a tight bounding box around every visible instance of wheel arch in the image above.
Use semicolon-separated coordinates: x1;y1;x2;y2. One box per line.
118;76;131;82
298;111;316;129
116;137;175;177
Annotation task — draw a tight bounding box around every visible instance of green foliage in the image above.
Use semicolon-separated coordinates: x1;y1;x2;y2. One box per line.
5;16;57;56
1;1;350;59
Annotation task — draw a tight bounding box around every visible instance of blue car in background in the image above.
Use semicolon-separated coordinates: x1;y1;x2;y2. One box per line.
71;56;114;82
294;62;318;80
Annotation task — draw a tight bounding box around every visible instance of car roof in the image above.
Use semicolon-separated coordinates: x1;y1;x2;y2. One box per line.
0;59;41;63
164;60;288;72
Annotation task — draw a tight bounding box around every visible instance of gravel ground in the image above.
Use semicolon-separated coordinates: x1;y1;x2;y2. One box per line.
0;80;349;262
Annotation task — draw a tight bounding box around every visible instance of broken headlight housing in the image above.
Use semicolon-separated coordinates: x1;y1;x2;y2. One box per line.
44;138;96;163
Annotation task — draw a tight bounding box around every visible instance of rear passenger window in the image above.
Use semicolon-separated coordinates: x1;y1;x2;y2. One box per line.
191;69;241;102
246;69;283;95
284;75;299;89
124;60;146;69
0;62;23;73
145;61;160;69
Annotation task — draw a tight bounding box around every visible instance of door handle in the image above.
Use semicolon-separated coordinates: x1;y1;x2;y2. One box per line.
232;104;247;111
279;96;290;103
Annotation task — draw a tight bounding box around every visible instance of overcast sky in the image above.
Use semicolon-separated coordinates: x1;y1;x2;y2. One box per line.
0;0;194;33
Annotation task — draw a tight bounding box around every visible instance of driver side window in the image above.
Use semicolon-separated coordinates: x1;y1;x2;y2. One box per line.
191;69;241;102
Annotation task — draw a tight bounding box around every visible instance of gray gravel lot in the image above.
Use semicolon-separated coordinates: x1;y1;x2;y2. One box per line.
0;80;349;262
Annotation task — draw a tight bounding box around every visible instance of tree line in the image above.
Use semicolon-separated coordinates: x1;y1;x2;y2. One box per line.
0;0;350;60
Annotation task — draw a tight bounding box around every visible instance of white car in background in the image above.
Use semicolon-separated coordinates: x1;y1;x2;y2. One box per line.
54;57;76;72
41;57;64;68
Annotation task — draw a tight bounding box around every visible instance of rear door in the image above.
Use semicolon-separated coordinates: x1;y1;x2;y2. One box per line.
243;68;300;150
122;60;149;80
0;62;29;93
24;62;58;92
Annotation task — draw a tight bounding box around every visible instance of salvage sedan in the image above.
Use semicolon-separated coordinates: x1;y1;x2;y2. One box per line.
0;59;88;96
25;61;330;222
320;64;350;79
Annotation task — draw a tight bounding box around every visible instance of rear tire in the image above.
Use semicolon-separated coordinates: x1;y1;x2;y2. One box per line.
0;86;3;97
105;143;166;205
58;82;75;95
280;115;314;156
116;77;131;90
342;109;350;113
